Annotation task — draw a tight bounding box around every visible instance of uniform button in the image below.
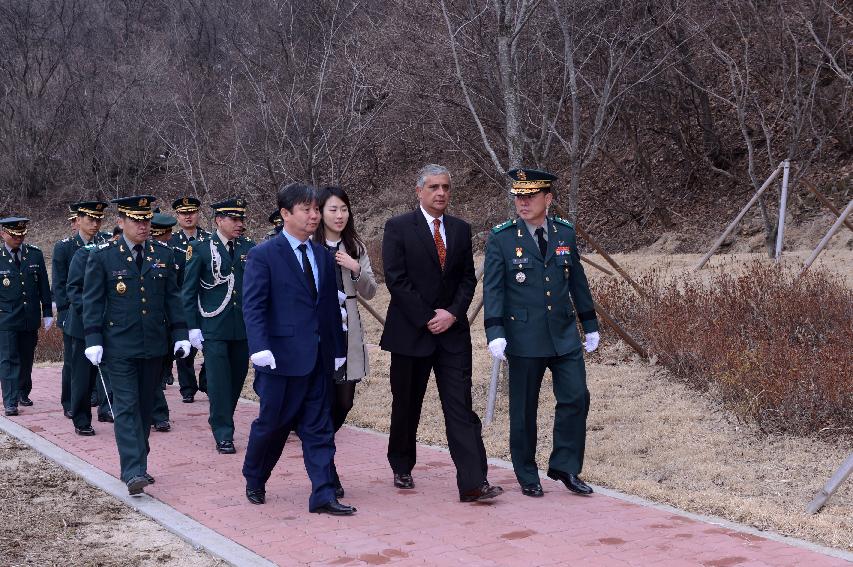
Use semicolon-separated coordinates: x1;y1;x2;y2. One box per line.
547;305;552;311
510;316;515;321
545;277;550;282
140;286;145;292
233;302;237;306
546;291;551;297
109;321;114;326
544;262;548;268
141;298;147;303
23;301;27;305
22;291;26;296
142;309;147;315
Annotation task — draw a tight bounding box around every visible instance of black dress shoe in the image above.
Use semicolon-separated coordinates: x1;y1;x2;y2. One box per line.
460;482;504;503
4;406;18;416
64;409;73;419
181;394;194;403
75;425;96;436
18;396;33;406
127;475;148;495
216;440;236;454
166;375;174;385
90;396;98;407
246;487;265;505
153;420;171;432
144;473;155;484
547;468;593;495
311;499;357;516
521;483;544;497
98;412;114;423
393;473;414;489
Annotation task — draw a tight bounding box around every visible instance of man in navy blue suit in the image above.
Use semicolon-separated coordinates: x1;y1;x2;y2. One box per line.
241;182;355;516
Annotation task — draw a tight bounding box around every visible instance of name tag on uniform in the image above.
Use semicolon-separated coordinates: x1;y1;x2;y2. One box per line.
153;262;166;269
111;269;128;277
0;270;10;275
512;258;529;265
555;246;571;256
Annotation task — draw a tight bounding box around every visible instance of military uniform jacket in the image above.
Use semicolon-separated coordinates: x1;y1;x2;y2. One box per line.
0;244;51;331
52;232;110;331
65;245;95;340
181;233;254;341
483;216;598;358
82;239;188;359
168;227;210;249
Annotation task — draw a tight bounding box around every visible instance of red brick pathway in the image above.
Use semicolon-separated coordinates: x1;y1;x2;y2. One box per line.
7;367;849;566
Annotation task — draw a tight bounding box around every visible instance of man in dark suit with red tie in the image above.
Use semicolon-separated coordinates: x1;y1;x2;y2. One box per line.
241;182;354;516
381;164;503;503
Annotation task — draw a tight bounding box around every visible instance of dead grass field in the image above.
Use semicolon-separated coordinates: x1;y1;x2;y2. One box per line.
242;249;852;552
0;432;224;567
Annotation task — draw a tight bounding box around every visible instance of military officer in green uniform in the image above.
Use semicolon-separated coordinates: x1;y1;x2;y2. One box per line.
182;197;254;454
82;196;191;495
483;168;600;498
169;196;209;401
53;201;111;417
0;218;53;416
263;209;283;241
66;241;114;434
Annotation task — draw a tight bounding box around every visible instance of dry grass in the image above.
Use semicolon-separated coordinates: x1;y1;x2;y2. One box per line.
248;251;853;551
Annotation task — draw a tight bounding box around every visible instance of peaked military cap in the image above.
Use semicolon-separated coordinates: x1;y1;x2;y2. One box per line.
111;195;156;220
507;168;557;196
150;212;177;237
172;196;201;213
268;210;283;226
72;200;109;219
67;203;79;221
0;217;29;236
211;196;247;218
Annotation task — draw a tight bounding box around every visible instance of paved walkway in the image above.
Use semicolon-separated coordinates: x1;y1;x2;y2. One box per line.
4;367;850;567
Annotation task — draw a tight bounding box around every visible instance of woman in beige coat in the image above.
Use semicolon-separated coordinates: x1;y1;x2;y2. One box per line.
316;186;378;498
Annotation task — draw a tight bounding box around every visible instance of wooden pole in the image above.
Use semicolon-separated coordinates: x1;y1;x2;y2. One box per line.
357;295;386;326
774;160;790;262
806;452;853;514
799;198;853;276
694;162;784;271
467;295;484;325
801;178;853;234
594;301;648;359
580;254;614;276
574;224;648;299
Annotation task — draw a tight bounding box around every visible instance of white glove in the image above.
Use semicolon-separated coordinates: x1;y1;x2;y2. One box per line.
584;331;600;353
189;328;204;351
251;350;277;370
337;290;347;306
334;357;346;371
43;317;54;330
84;346;103;366
340;307;348;332
173;340;192;358
488;338;507;361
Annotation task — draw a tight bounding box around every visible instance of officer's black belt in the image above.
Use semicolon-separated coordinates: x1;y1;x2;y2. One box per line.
578;310;596;322
484;317;503;329
346;295;356;300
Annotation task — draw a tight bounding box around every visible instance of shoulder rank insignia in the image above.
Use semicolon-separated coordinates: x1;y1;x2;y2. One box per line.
491;219;516;234
553;216;574;229
97;242;111;250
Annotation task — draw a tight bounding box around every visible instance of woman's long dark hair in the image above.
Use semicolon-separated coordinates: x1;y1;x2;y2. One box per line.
316;186;366;259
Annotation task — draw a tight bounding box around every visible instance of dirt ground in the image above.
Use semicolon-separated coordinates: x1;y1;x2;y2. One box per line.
0;432;225;567
240;250;853;552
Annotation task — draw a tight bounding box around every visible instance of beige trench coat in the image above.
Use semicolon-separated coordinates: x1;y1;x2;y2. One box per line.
339;251;378;382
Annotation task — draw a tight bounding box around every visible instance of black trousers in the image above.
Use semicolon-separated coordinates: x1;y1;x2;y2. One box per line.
387;346;488;493
0;329;37;408
176;347;205;397
70;336;111;428
61;331;73;411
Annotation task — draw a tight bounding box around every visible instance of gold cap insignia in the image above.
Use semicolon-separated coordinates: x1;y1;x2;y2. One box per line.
183;197;190;205
139;198;148;206
517;170;527;181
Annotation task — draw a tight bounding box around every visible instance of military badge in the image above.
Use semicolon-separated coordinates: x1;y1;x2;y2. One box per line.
515;247;523;257
116;281;127;294
515;271;526;283
186;246;192;260
555;246;571;256
127;256;133;262
517;170;527;181
2;277;9;287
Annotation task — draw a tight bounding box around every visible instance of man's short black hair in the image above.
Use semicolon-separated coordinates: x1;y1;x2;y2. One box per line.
277;182;317;212
112;226;123;236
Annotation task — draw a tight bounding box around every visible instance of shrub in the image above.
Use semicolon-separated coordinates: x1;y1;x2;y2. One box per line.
35;326;64;364
596;262;853;437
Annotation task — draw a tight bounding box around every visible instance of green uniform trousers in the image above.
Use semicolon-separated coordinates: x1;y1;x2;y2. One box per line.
204;339;249;443
61;332;73;412
507;348;590;486
69;336;112;428
107;357;161;482
175;347;205;397
0;330;38;408
152;356;170;424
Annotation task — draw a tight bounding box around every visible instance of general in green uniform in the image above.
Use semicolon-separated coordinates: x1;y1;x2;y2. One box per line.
182;197;254;454
53;200;112;418
483;169;600;498
169;196;210;401
263;209;283;241
0;218;53;415
82;196;191;495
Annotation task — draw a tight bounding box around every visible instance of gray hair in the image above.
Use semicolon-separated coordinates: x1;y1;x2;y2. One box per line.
415;164;451;188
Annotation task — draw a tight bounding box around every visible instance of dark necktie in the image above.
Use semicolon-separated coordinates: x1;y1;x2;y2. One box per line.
297;243;318;301
535;227;547;258
133;244;143;270
11;247;20;269
227;240;234;259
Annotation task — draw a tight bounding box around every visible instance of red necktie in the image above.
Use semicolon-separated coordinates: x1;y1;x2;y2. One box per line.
433;218;446;270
